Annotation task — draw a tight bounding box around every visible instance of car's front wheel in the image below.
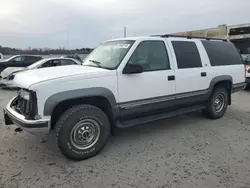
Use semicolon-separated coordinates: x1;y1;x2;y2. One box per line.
54;104;110;160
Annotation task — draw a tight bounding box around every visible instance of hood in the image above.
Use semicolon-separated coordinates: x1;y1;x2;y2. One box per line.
13;65;112;89
0;60;8;65
1;67;26;78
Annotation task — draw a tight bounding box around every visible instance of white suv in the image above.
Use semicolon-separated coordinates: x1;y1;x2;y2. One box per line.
4;35;246;160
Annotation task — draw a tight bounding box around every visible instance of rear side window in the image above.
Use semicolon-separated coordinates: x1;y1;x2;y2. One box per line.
201;40;243;66
60;59;77;65
25;56;40;63
172;41;202;69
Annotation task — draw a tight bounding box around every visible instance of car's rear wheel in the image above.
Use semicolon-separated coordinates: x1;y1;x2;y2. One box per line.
203;87;229;119
54;104;110;160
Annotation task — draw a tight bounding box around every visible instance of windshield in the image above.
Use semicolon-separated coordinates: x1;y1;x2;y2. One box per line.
82;40;135;70
27;59;47;69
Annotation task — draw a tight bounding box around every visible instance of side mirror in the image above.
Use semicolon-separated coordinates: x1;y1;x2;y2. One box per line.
11;60;16;63
123;64;143;74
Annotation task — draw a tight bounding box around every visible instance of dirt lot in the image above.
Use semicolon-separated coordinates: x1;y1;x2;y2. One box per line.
0;89;250;188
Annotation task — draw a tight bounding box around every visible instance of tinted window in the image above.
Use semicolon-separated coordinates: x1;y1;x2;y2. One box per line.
24;56;34;62
41;60;54;68
128;41;170;71
60;59;77;65
13;56;25;62
29;56;40;62
202;40;243;66
172;41;202;69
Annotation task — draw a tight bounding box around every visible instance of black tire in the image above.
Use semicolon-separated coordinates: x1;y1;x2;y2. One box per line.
203;87;229;119
244;84;250;90
54;104;110;161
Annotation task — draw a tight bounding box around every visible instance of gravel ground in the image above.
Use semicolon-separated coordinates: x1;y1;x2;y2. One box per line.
0;89;250;188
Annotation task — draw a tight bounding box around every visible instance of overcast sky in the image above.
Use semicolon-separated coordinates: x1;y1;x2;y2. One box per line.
1;0;250;49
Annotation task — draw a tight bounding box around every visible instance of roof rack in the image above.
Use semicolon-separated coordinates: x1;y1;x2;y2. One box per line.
150;34;228;42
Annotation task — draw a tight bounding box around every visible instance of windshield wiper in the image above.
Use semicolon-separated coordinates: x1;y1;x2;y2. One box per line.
89;60;102;67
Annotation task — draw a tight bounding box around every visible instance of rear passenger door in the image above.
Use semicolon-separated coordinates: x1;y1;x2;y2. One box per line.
168;39;209;95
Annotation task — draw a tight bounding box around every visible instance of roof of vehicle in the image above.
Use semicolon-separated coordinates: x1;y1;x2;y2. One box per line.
27;57;81;69
42;57;79;61
13;54;43;57
105;35;227;43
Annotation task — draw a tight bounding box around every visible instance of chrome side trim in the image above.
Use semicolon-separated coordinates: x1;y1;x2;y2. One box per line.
175;90;208;99
120;89;209;109
120;95;175;109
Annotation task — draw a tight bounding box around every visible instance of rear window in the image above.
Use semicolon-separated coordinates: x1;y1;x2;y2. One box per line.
201;40;243;66
172;41;202;69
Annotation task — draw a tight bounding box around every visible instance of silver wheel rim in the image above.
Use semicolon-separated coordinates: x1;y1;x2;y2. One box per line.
214;93;225;113
70;118;101;150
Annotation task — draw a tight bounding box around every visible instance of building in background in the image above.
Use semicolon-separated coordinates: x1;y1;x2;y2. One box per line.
172;23;250;54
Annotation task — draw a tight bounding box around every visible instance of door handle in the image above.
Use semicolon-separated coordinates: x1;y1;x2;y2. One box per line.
168;75;175;81
201;72;207;77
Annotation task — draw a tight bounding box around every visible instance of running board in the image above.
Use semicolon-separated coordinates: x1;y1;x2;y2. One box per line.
116;105;205;128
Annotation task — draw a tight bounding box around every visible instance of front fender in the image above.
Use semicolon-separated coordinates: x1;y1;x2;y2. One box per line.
43;87;117;116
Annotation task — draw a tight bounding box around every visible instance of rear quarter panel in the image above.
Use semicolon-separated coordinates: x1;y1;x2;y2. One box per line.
199;40;245;86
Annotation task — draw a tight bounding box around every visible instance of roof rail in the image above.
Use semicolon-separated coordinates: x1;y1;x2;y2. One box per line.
150;34;228;42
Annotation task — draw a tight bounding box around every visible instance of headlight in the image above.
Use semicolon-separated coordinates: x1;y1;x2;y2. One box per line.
18;89;30;100
8;74;15;80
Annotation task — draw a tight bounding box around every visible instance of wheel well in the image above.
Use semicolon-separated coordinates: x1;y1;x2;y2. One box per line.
50;96;114;130
213;80;232;105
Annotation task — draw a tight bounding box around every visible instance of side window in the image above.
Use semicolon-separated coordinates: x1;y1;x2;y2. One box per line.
201;40;243;66
28;56;40;63
13;56;25;62
52;60;61;66
40;60;53;68
172;41;202;69
24;56;33;62
60;59;77;66
128;41;170;71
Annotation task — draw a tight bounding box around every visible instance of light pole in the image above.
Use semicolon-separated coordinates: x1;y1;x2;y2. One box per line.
124;27;127;37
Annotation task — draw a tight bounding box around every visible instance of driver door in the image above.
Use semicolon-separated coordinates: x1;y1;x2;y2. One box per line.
117;40;176;119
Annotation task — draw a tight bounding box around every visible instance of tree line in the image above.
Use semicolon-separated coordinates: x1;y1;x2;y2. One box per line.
0;45;93;55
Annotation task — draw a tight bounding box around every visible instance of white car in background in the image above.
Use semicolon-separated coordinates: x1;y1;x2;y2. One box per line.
0;57;81;88
243;54;250;88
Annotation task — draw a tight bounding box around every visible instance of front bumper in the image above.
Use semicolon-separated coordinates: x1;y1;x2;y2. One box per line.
4;97;50;134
